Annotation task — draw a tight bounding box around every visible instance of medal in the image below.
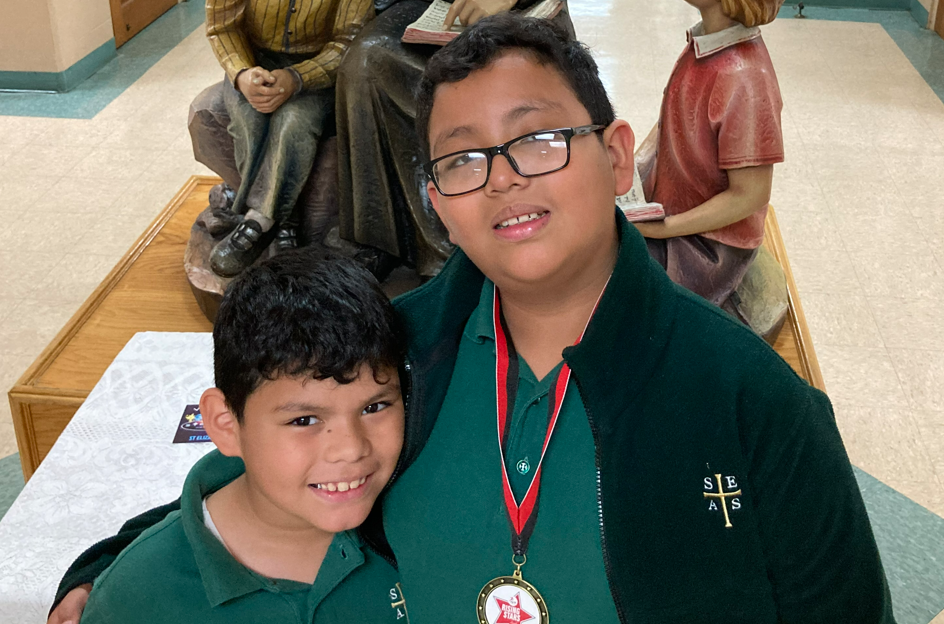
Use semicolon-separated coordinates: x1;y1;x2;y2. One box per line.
476;283;607;624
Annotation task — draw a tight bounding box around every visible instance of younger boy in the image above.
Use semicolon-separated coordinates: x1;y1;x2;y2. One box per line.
79;250;408;623
637;0;785;321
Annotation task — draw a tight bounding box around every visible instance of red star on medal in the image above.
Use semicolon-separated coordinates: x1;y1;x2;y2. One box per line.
493;592;535;624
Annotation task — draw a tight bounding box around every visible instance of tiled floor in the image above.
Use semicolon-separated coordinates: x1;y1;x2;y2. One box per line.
1;0;943;522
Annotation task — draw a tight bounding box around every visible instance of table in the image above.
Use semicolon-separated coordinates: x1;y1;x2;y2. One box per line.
0;332;214;623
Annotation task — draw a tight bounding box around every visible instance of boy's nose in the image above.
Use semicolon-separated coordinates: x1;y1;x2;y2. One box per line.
486;152;526;193
323;420;371;463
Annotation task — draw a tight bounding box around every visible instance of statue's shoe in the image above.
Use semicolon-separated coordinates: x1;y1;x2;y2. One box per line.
210;219;265;277
273;227;298;253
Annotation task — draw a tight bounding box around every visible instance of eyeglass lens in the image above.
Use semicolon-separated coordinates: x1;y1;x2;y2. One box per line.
433;130;570;195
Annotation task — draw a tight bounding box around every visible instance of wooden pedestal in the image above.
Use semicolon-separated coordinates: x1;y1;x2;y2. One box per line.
7;176;823;480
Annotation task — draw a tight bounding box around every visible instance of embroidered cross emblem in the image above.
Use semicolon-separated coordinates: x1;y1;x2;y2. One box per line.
390;582;409;621
703;473;742;528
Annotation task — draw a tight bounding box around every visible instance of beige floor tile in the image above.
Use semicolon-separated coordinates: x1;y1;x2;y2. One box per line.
831;212;925;254
34;253;118;304
32;118;114;148
0;352;37;393
869;298;944;350
802;292;884;348
0;298;81;358
2;145;94;179
931;608;944;624
817;179;909;218
788;248;863;295
109;176;192;218
100;119;184;153
0;176;58;215
817;345;909;408
71;211;162;257
832;403;934;484
27;176;133;216
69;147;157;181
0;251;62;301
4;211;87;256
140;148;213;183
0;117;51;148
915;424;944;477
888;349;944;413
849;248;944;300
774;209;845;252
770;178;831;215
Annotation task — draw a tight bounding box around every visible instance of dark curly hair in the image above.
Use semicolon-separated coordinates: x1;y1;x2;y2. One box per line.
213;249;404;421
415;12;616;157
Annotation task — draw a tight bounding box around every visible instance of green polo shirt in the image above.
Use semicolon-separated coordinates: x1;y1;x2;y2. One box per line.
82;451;407;624
383;280;620;624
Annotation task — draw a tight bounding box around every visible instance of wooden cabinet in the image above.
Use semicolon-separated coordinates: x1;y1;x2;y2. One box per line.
109;0;179;47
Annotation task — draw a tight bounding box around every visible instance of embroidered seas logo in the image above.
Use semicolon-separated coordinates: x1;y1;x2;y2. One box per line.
389;582;410;621
703;473;742;528
494;592;535;624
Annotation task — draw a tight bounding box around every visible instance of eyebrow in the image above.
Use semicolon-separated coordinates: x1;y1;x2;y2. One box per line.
431;99;567;154
271;386;400;414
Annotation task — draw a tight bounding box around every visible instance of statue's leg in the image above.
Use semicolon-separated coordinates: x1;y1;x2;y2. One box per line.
336;0;450;277
246;88;334;237
662;234;757;322
221;78;271;218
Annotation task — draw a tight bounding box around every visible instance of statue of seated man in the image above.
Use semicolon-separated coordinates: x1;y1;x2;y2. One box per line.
205;0;374;277
635;0;785;323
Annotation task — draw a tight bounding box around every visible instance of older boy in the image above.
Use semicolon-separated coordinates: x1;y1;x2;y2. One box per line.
78;251;409;623
52;14;892;624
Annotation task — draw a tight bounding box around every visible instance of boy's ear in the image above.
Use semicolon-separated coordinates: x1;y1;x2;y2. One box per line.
603;120;636;197
200;388;243;458
427;181;457;244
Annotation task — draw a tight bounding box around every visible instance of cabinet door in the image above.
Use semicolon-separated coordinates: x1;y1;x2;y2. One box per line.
109;0;179;47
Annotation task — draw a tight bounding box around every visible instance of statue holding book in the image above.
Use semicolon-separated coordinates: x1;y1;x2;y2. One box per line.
636;0;788;336
335;0;575;278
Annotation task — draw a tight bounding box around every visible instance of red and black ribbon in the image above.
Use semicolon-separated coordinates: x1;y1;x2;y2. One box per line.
492;283;605;557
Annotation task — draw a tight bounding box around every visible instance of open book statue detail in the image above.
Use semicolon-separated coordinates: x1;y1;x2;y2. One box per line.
403;0;563;45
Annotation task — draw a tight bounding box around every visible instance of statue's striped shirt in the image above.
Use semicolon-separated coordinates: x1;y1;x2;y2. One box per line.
206;0;374;90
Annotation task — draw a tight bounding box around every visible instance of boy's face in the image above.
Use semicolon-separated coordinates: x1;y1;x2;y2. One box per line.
223;365;404;535
425;52;634;288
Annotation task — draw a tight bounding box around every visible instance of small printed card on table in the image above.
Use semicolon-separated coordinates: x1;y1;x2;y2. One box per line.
173;404;211;444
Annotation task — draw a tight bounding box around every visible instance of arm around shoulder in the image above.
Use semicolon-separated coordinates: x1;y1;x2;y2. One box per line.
50;499;182;615
745;384;894;623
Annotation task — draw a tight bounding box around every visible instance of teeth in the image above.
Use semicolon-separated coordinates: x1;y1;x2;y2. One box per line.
313;476;367;492
497;212;546;229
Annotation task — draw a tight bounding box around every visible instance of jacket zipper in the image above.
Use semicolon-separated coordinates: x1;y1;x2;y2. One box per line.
574;374;630;624
367;357;415;571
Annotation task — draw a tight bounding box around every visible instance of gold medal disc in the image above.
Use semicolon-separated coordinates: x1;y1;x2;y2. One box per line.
476;574;549;624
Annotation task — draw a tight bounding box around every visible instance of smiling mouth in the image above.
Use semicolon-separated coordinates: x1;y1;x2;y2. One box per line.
495;211;549;229
311;476;368;492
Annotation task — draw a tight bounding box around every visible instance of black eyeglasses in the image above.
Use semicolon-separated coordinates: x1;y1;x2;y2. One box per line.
424;124;606;197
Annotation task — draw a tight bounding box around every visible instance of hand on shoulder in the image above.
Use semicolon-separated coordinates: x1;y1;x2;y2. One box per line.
47;584;91;624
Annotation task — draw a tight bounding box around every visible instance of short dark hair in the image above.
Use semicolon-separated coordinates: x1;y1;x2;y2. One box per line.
213;249;404;422
416;13;616;157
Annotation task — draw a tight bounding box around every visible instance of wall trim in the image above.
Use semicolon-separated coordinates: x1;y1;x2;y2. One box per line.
910;0;931;26
0;38;116;93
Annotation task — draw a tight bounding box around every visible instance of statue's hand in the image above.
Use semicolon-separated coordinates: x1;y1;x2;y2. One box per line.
236;67;298;114
443;0;517;28
47;584;92;624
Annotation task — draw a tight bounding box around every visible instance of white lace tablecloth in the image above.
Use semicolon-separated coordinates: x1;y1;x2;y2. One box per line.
0;332;215;624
